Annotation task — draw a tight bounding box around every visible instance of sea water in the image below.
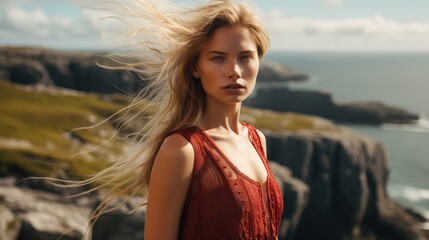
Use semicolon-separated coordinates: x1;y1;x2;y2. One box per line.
264;51;429;218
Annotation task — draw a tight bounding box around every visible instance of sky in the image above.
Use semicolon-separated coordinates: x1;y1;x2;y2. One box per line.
1;0;429;52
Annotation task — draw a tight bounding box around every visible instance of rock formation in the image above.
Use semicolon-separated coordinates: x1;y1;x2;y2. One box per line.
0;178;92;240
246;87;419;125
258;61;309;83
264;127;428;240
0;47;136;94
0;47;303;95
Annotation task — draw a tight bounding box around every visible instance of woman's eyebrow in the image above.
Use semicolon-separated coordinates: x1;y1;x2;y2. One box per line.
207;50;255;55
207;50;227;55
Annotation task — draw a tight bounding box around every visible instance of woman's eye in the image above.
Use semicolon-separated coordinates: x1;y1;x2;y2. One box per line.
211;56;224;62
239;55;252;62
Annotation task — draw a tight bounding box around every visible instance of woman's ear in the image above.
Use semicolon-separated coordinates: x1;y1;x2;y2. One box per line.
192;69;200;79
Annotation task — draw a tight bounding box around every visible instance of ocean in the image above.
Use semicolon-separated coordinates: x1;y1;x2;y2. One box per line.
264;51;429;218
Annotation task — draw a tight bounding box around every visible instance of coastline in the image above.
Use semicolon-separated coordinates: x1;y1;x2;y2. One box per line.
0;47;428;239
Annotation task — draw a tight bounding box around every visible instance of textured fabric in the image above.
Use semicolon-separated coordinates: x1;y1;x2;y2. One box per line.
171;123;283;240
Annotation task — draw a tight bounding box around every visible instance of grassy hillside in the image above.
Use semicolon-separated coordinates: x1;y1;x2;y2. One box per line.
0;80;340;181
0;80;128;180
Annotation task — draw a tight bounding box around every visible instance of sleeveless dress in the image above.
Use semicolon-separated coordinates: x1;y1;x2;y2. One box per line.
170;122;283;240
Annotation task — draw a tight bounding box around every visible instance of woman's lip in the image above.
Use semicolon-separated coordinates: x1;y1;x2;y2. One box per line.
222;84;245;89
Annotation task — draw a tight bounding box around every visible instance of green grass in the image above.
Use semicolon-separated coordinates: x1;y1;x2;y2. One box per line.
0;80;127;180
0;81;125;147
241;107;340;133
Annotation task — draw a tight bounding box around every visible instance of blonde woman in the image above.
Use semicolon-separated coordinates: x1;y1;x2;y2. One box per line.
87;0;284;239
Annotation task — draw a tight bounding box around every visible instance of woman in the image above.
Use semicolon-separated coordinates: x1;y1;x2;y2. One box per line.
88;0;283;239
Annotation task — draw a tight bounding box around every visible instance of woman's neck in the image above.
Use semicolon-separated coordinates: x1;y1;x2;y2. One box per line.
198;101;242;135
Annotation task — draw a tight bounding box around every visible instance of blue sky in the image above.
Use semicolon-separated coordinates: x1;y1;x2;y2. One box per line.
1;0;429;52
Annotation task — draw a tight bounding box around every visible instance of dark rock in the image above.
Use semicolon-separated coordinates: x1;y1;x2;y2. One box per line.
91;198;146;240
1;47;137;94
269;162;309;240
9;61;52;85
258;61;309;83
248;87;419;125
264;129;427;240
69;61;134;94
335;102;420;125
86;65;134;94
250;88;335;117
44;62;75;89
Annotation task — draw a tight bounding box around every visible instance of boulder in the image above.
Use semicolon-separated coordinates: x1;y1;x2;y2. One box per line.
0;204;20;240
91;197;146;240
0;182;92;240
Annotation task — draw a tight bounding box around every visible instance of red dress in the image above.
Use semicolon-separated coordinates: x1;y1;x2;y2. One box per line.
171;123;283;240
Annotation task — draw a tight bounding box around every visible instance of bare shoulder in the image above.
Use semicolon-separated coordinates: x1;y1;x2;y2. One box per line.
154;133;194;171
160;133;194;156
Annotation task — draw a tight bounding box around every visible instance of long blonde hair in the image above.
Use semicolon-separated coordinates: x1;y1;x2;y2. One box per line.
80;0;270;223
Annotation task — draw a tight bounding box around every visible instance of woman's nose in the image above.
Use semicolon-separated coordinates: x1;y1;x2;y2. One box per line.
228;61;241;79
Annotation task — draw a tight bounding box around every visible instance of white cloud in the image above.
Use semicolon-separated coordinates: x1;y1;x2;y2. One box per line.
4;8;50;37
1;1;429;52
263;11;429;51
0;0;186;49
0;5;105;49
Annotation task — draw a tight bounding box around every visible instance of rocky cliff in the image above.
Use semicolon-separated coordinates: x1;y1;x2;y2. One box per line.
241;108;429;240
1;48;428;239
0;46;305;95
265;128;427;240
1;46;419;125
0;47;137;94
246;87;419;125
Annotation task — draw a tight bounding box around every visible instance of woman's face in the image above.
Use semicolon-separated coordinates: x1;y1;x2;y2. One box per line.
194;24;260;105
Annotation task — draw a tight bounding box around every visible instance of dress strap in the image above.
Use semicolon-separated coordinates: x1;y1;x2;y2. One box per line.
241;122;266;161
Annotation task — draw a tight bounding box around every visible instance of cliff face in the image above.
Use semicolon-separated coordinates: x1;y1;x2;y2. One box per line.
265;129;427;240
0;47;137;94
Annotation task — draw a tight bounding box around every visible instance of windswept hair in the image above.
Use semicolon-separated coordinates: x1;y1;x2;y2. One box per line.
75;0;269;226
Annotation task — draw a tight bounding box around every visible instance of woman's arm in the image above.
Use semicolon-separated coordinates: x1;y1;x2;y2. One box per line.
144;134;194;240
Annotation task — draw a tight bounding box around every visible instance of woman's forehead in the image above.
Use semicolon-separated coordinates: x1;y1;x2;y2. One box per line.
201;25;258;54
